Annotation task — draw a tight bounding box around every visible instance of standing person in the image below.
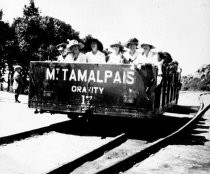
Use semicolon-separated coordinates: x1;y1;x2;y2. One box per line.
65;39;87;63
123;38;141;64
56;43;68;62
13;65;23;103
86;38;106;64
107;42;126;64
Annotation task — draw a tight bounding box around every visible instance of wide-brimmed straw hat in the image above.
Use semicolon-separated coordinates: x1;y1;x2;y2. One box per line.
110;41;125;52
141;43;155;49
126;38;139;48
56;43;67;51
14;65;22;70
66;39;84;51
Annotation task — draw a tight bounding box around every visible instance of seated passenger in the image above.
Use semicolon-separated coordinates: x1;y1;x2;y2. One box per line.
140;43;158;65
65;39;87;63
123;38;141;64
86;38;106;64
156;51;173;85
56;43;68;62
107;42;125;64
174;61;182;73
138;43;163;80
158;51;173;66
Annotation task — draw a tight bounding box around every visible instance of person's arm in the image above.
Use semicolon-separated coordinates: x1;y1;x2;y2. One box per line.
121;54;129;64
85;52;90;63
101;52;106;63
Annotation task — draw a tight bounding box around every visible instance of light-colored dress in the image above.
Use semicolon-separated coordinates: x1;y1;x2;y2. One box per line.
123;51;141;65
13;71;23;91
65;52;87;63
107;53;124;64
57;55;68;62
139;51;163;85
86;51;106;64
139;51;159;65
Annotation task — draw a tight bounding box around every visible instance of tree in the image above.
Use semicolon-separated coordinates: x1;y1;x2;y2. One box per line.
13;0;42;62
0;9;3;20
38;16;80;61
23;0;39;18
13;0;80;63
0;9;15;79
3;0;81;92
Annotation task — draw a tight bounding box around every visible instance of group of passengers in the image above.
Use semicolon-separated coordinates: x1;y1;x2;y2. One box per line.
57;38;160;64
57;38;106;64
56;37;180;76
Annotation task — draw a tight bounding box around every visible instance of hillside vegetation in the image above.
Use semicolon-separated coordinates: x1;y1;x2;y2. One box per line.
181;64;210;91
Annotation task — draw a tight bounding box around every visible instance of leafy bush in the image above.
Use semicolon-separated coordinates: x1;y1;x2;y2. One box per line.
181;64;210;91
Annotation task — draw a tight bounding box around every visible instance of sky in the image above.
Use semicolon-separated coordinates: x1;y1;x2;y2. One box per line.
0;0;210;75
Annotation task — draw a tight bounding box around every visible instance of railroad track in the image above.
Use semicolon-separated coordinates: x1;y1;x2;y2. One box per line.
0;117;85;145
1;93;209;174
46;93;210;174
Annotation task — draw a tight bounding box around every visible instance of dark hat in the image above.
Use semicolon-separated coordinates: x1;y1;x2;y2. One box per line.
56;43;67;51
126;38;139;48
141;43;155;49
173;60;179;65
158;51;173;63
86;38;103;52
163;52;173;63
110;41;125;52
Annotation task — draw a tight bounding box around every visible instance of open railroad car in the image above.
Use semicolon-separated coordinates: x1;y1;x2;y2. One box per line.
28;62;181;119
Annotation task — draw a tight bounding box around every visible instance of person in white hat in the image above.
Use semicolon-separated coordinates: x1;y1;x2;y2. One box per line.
65;39;87;63
86;38;106;64
107;42;126;64
139;43;158;64
123;38;141;64
13;65;23;103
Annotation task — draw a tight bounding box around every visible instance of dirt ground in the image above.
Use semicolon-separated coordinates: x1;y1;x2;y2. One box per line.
124;92;210;174
70;91;210;174
0;91;210;174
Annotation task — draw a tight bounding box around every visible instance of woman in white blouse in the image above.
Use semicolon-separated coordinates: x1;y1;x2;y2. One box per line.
123;38;141;65
140;43;158;64
107;42;125;64
86;38;106;64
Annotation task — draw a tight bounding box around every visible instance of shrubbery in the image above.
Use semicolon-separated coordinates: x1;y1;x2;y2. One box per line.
181;64;210;91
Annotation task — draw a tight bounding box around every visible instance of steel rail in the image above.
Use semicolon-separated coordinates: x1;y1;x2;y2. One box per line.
95;94;210;174
0;117;84;145
46;133;127;174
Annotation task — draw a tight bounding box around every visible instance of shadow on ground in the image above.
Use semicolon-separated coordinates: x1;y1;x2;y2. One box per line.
52;105;209;146
171;117;210;145
2;104;208;146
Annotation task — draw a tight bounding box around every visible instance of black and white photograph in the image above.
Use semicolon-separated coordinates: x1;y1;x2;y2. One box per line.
0;0;210;173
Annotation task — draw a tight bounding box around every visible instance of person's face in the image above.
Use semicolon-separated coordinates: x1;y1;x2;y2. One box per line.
113;46;120;54
129;44;137;51
71;45;79;54
158;56;162;62
58;48;65;55
143;45;151;53
91;42;98;51
17;68;21;73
